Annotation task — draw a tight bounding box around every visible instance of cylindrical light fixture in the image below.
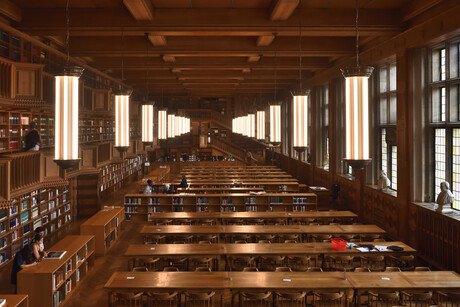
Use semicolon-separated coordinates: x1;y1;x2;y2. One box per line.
54;66;84;169
114;89;132;152
292;90;310;153
158;109;167;140
341;66;374;169
175;115;181;137
270;104;281;146
168;114;175;138
142;104;154;144
256;111;265;140
243;115;248;137
248;114;255;138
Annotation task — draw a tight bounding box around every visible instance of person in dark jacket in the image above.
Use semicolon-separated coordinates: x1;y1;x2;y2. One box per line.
24;122;41;151
11;245;38;293
179;175;188;188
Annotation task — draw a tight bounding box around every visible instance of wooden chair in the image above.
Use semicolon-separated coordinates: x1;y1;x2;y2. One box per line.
401;291;433;307
360;255;386;271
243;267;259;272
198;240;212;244
259;255;285;271
275;266;292;272
230;234;252;243
436;291;460;306
368;291;400;307
197;234;218;244
178;219;193;225
287;255;312;271
258;239;271;244
257;234;277;243
189;257;215;271
280;234;300;243
311;234;332;243
111;292;144;307
307;267;323;272
131;266;148;272
239;291;272;306
146;291;179;307
195;266;212;272
144;234;166;244
165;256;188;271
184;290;215;307
247;218;265;225
391;254;415;271
234;240;247;244
292;218;316;225
374;238;386;242
414;267;431;271
196;219;215;225
385;267;402;272
172;234;194;244
312;291;346;306
275;291;307;307
163;266;179;272
325;255;355;272
284;240;297;243
354;267;371;272
360;234;381;242
230;256;256;271
135;257;161;272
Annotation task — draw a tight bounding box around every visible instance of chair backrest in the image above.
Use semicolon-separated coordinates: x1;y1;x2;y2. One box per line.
198;240;211;244
195;267;212;272
132;266;148;272
112;292;144;307
354;267;371;272
243;267;259;272
163;266;179;272
307;267;323;272
414;266;431;271
275;267;292;272
258;240;271;243
385;267;402;272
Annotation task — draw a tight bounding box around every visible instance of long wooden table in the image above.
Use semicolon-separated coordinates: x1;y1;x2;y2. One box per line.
148;211;357;224
125;242;415;271
141;224;385;237
105;271;460;306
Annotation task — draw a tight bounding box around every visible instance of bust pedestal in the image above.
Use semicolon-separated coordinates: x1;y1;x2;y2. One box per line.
436;203;453;213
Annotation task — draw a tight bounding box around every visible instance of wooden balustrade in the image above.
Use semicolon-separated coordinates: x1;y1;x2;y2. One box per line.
209;136;246;162
3;151;41;193
0;158;10;202
0;58;12;99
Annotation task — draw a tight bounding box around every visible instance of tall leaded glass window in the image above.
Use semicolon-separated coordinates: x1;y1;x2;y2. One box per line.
429;40;460;208
377;63;397;190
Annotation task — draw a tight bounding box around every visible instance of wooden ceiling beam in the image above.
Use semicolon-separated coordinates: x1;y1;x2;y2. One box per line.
148;35;167;46
0;0;21;22
247;55;261;62
123;0;154;21
17;8;405;37
401;0;443;22
270;0;299;21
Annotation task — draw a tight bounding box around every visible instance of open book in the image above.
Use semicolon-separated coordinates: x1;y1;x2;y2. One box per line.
44;251;67;259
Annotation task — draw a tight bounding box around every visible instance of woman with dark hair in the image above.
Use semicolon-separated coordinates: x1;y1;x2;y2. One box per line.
31;233;47;261
11;245;38;293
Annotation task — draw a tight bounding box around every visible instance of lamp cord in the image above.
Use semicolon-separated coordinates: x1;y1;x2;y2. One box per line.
145;33;150;101
120;0;125;88
298;0;302;91
273;32;278;103
65;0;70;66
355;0;359;68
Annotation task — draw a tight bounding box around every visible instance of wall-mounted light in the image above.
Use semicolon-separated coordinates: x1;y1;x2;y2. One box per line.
114;89;132;153
256;111;265;141
54;66;84;169
270;104;281;146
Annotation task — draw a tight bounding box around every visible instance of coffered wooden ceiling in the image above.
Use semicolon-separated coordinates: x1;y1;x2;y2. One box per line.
5;0;447;97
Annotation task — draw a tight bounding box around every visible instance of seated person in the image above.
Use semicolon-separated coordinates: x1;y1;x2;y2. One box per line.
31;233;47;260
24;122;41;152
163;183;173;194
11;245;38;293
144;179;153;194
34;226;46;251
179;175;188;188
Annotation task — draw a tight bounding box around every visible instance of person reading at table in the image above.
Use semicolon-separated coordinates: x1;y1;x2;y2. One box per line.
31;233;47;260
24;122;41;152
11;245;38;293
35;226;46;251
144;179;153;194
179;175;188;188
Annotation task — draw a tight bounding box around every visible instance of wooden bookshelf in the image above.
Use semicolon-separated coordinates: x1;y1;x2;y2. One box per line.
0;185;72;269
79;116;115;143
80;207;124;256
17;235;95;307
99;156;143;200
0;295;28;307
124;193;317;221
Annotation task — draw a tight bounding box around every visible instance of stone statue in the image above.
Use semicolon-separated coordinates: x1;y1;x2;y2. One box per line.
436;181;455;213
377;170;391;191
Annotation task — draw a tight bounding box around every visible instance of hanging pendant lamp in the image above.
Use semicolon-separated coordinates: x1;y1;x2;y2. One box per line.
269;33;281;147
54;0;84;170
341;0;374;169
141;33;154;145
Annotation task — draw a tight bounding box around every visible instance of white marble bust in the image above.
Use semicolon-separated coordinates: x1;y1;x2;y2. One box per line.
377;170;391;191
436;181;455;213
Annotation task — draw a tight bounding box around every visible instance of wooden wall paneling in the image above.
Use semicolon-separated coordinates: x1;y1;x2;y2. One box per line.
396;50;411;243
11;62;43;100
310;87;317;176
81;145;97;168
328;79;337;176
0;57;12;99
4;152;40;192
76;174;99;217
0;158;10;201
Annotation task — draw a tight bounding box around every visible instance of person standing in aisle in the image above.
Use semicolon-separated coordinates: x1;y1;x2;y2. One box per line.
24;122;41;151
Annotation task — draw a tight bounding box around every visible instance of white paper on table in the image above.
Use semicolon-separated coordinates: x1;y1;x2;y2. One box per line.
374;245;389;252
356;247;370;252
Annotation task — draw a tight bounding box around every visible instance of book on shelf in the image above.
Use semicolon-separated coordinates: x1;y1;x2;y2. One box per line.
76;268;80;282
52;271;64;290
53;290;62;307
45;251;67;259
65;279;71;294
66;259;72;274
